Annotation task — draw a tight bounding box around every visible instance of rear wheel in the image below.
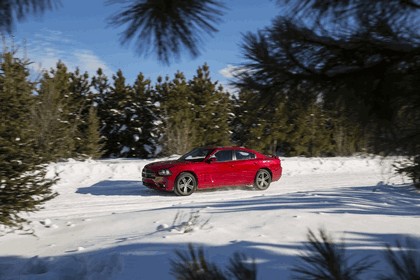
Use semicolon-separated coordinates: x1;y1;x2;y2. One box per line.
174;172;196;196
254;169;271;190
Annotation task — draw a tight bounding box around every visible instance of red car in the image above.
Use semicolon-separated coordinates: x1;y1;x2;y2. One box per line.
142;146;282;196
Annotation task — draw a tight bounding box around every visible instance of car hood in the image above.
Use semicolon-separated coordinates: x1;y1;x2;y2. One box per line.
144;160;187;170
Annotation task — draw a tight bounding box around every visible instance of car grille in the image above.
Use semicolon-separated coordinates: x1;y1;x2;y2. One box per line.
142;168;156;179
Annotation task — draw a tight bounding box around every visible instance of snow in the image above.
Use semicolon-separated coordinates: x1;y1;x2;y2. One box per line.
0;156;418;279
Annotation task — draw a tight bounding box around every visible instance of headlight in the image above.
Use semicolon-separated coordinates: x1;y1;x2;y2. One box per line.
158;169;172;176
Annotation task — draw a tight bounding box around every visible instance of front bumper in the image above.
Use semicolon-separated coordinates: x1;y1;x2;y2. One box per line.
142;168;174;191
142;177;169;190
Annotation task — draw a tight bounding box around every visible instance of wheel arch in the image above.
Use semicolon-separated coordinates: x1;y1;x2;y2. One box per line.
256;167;272;178
175;170;199;187
254;167;273;190
173;171;198;196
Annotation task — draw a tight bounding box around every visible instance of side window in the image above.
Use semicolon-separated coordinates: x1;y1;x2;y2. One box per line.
235;150;256;160
214;150;233;162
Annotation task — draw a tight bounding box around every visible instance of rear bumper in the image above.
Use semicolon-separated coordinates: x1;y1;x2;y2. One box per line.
272;164;282;181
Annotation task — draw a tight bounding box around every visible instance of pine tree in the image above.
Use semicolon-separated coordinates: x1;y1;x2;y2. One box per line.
91;68;110;96
158;72;197;155
0;51;56;229
289;102;334;157
31;61;76;160
68;68;91;155
69;68;103;158
327;111;367;156
98;69;134;157
109;0;225;64
0;0;57;34
292;229;374;280
248;100;290;155
80;106;103;159
189;64;232;147
231;90;255;147
91;68;110;157
233;89;291;155
131;73;161;157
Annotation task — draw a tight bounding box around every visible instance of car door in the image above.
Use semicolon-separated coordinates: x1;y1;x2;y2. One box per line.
207;149;236;187
231;150;258;185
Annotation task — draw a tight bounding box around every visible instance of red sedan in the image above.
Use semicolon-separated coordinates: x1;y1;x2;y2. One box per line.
142;146;282;196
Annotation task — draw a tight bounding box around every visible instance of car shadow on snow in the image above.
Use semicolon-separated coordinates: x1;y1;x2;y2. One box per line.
76;180;173;196
1;232;418;280
76;181;257;197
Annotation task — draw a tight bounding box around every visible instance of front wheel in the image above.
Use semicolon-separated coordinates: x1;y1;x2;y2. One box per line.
254;169;271;190
174;172;197;196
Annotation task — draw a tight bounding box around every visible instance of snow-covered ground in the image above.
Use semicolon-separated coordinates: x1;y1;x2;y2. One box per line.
0;156;418;279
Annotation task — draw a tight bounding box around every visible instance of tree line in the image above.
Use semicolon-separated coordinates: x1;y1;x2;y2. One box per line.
3;51;369;161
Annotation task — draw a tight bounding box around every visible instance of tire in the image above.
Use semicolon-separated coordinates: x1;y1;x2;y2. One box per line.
174;172;197;196
254;169;271;190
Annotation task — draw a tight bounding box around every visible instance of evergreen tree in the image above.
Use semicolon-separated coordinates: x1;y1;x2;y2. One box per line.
91;68;110;96
80;106;103;159
288;102;333;157
327;111;367;156
91;67;111;157
31;61;76;160
109;0;226;64
231;90;255;147
69;68;103;158
157;72;197;155
292;229;374;280
101;71;159;158
248;100;290;155
0;51;56;229
131;73;161;157
232;90;291;155
0;0;58;34
98;69;134;157
189;64;232;147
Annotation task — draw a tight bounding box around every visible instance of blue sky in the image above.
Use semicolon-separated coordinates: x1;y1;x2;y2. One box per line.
11;0;279;89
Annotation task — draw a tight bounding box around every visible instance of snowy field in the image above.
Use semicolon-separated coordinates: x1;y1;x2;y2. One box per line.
0;156;419;279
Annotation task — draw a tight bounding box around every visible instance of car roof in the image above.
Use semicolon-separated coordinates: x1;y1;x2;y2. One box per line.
202;146;247;150
203;146;261;153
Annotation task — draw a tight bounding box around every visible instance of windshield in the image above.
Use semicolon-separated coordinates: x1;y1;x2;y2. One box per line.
179;147;214;162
